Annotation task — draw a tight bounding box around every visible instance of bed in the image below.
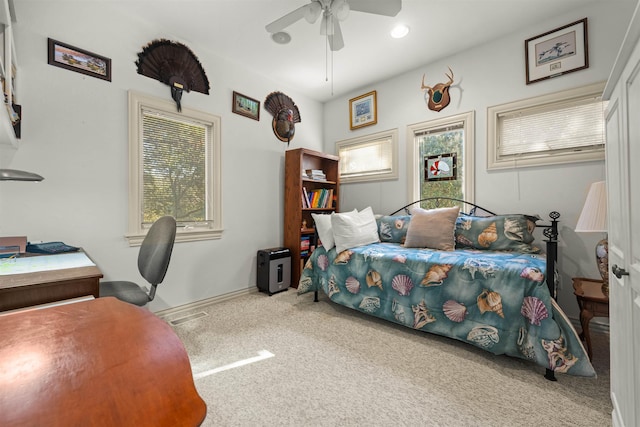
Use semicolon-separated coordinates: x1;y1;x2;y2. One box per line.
297;199;595;379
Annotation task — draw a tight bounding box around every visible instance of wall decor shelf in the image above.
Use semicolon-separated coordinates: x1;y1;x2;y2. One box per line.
284;148;340;285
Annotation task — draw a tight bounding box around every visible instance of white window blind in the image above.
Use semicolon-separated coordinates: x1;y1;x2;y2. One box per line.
499;96;606;156
142;109;208;226
414;122;464;139
487;82;606;170
339;139;392;177
336;129;398;183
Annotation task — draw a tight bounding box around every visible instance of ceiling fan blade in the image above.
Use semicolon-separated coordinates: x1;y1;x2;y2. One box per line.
328;20;344;51
347;0;401;17
265;4;310;33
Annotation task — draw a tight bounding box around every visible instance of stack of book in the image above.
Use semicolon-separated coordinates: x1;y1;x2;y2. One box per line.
305;169;326;180
301;187;334;208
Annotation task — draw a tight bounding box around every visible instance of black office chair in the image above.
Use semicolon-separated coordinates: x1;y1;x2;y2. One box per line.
100;216;177;306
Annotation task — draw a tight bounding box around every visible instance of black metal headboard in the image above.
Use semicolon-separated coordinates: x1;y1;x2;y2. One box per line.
389;197;497;217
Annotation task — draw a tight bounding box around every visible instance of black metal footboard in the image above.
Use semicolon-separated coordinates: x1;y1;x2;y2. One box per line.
539;211;561;381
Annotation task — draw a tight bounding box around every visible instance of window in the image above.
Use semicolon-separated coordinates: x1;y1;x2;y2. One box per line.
487;81;606;170
127;91;222;245
407;111;475;208
336;128;398;183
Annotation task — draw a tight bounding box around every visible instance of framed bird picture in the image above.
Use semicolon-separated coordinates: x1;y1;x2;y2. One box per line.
424;153;457;181
47;38;111;81
525;18;588;84
232;91;260;121
349;91;377;130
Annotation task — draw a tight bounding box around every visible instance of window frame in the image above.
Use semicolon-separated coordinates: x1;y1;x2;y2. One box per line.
127;90;223;245
406;111;475;204
335;128;398;184
487;81;606;170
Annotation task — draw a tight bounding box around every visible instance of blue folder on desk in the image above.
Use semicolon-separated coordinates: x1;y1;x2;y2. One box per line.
26;242;79;254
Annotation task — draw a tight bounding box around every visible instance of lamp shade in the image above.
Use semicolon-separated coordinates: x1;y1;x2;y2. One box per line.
575;181;607;232
0;169;44;182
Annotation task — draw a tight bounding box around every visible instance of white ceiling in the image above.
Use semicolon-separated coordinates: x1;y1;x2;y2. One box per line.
109;0;603;102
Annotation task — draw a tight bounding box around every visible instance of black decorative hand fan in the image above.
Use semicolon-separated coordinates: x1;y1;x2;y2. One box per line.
264;92;301;145
135;39;210;112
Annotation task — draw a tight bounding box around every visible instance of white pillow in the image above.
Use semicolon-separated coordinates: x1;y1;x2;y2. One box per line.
331;206;380;253
312;209;357;251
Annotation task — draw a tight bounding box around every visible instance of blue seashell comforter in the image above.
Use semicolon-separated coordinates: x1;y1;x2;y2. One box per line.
297;242;596;377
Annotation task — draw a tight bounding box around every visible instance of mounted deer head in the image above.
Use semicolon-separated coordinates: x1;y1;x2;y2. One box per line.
421;67;454;112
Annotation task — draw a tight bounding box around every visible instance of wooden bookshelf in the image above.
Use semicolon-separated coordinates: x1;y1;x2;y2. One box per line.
284;148;340;286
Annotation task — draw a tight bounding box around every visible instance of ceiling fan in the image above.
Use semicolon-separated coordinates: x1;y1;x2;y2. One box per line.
265;0;402;51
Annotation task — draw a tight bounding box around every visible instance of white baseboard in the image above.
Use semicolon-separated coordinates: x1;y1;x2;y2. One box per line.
155;287;259;319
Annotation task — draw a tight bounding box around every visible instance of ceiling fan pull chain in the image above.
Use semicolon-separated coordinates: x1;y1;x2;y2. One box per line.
325;34;329;82
331;47;334;96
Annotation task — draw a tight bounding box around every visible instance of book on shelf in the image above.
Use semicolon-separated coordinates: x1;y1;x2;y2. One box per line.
316;189;325;208
311;190;321;208
300;236;310;251
304;188;335;208
300;235;311;257
305;169;326;180
301;187;310;208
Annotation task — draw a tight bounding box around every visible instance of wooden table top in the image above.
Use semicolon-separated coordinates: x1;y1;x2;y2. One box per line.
572;277;609;303
0;297;206;426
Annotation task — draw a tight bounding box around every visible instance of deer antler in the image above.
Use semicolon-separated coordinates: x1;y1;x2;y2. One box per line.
421;74;432;91
445;66;454;85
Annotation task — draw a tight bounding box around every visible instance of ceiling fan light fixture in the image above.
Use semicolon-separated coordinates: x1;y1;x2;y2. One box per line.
391;23;410;39
333;0;350;21
271;31;292;44
305;2;322;23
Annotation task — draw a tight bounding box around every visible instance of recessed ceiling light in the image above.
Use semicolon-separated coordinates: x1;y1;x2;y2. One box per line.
271;31;291;44
391;24;409;39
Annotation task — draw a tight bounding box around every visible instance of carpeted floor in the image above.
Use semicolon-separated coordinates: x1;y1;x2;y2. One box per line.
164;289;611;427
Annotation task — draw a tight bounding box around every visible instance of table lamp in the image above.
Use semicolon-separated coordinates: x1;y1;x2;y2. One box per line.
575;181;608;296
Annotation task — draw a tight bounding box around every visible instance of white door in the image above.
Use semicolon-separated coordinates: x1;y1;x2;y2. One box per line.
604;13;640;426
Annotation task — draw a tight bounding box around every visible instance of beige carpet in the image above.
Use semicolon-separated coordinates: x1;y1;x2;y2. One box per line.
165;289;611;427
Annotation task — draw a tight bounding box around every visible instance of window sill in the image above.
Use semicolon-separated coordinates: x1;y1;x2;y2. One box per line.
125;229;223;246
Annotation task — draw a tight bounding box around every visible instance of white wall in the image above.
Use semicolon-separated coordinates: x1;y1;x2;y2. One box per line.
1;1;634;316
0;1;324;311
322;1;637;318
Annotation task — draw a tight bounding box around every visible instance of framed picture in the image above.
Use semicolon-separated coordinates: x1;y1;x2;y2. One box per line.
525;18;588;85
47;38;111;81
349;90;377;130
424;153;457;181
232;91;260;121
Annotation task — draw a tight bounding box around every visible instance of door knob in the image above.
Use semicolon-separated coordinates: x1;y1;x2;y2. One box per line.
612;264;629;279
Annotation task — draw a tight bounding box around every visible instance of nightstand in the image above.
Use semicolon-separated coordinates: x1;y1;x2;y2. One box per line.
572;277;609;360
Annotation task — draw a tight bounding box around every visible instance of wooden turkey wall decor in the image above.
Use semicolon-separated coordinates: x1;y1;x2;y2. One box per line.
421;67;455;112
